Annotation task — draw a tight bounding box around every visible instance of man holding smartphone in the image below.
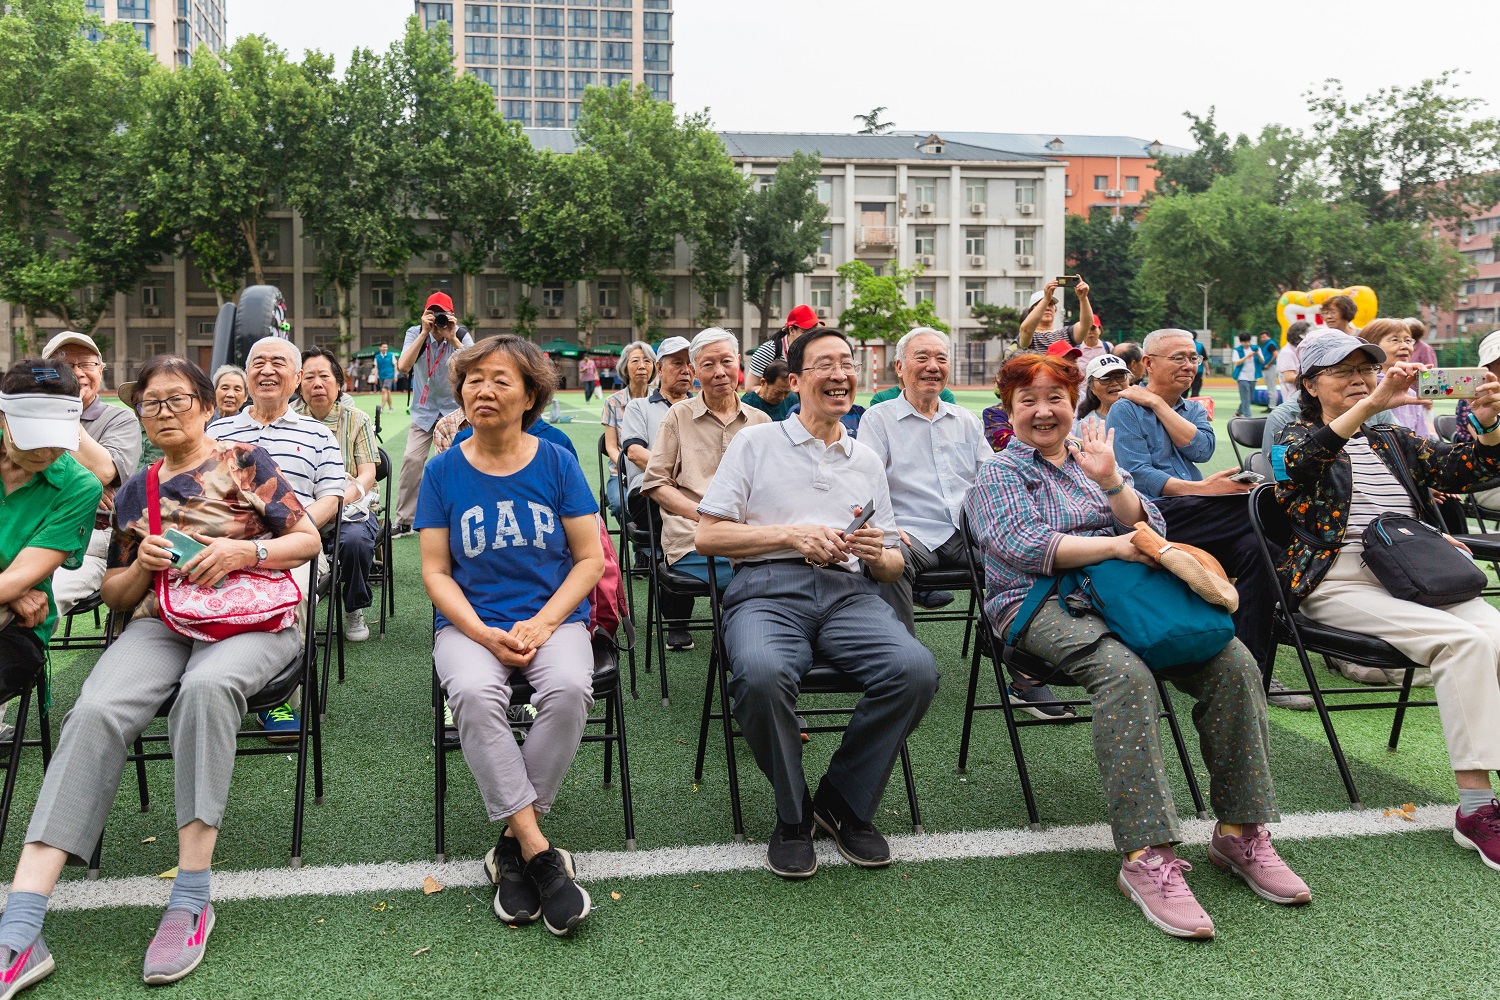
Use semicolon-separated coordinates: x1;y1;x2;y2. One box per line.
393;293;473;536
695;327;938;880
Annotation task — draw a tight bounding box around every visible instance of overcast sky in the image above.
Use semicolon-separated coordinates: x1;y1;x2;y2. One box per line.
232;0;1500;147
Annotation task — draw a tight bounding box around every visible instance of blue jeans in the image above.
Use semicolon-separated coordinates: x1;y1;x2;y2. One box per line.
670;552;735;589
605;475;622;522
1237;380;1255;418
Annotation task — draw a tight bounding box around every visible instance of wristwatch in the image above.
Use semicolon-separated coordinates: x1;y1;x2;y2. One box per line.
254;542;268;567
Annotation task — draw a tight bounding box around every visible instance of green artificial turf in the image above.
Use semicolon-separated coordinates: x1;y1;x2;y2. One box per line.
6;384;1487;1000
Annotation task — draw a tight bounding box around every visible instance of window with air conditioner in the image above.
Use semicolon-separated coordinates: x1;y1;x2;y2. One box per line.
1015;179;1036;206
1125;176;1139;192
965;179;987;207
370;280;394;310
819;228;833;255
965;229;986;257
542;282;565;308
815;178;833;205
1094;175;1108;190
141;282;163;310
810;278;833;310
914;229;936;257
964;280;986;308
914;279;936;306
596;280;620;311
650;286;675;315
486;280;510;311
1014;228;1036;258
1014;281;1036;309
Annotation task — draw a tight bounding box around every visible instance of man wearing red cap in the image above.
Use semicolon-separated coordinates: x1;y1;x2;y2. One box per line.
393;292;473;535
746;304;819;390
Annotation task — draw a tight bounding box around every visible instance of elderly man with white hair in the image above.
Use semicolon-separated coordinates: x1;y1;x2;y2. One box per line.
206;336;346;739
642;328;769;652
1106;328;1297;706
861;328;991;632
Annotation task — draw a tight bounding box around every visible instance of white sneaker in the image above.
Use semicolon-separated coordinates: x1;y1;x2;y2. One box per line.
344;609;370;642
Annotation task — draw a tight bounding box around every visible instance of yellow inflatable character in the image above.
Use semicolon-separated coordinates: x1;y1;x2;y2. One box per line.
1276;286;1378;341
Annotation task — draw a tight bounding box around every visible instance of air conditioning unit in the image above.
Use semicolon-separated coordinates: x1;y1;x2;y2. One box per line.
488;306;507;318
317;305;334;318
142;305;161;318
969;255;986;268
1105;189;1124;198
1459;296;1470;304
815;306;831;319
1065;188;1074;197
815;254;831;266
372;306;392;318
655;307;673;319
599;306;618;318
261;250;278;265
1016;255;1035;268
432;252;450;266
1017;203;1035;215
969;203;986;215
915;254;935;266
916;202;935;214
545;306;563;319
768;307;781;319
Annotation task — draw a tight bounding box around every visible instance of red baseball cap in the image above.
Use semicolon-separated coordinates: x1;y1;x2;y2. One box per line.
425;292;454;312
784;303;819;330
1091;314;1102;328
1047;340;1083;360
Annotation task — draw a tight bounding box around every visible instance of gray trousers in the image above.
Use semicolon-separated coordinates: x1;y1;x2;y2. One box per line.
722;562;939;825
27;618;301;864
878;531;968;635
395;421;435;526
434;622;593;822
1014;601;1279;851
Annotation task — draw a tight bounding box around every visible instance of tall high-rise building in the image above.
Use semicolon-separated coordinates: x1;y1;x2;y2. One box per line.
414;1;673;126
84;0;227;68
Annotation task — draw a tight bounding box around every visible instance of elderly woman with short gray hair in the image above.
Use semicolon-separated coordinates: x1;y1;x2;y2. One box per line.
599;340;656;520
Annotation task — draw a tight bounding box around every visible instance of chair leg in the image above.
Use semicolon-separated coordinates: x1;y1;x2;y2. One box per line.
996;676;1042;830
289;675;313;869
311;684;325;807
334;596;346;686
1156;681;1209;819
694;645;717;782
0;687;32;849
601;689;615;787
961;591;977;660
88;834;103;880
715;647;745;842
898;740;924;835
1388;664;1418;751
1298;643;1363;808
956;642;985;774
613;686;637;851
657;597;672;708
434;678;448;864
38;694;52;771
134;737;150;812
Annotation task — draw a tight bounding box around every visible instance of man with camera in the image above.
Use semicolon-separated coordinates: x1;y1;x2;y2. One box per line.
393;293;473;536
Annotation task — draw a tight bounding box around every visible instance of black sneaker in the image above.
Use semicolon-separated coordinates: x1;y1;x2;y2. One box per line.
391;522;415;539
485;833;540;924
913;589;955;610
1007;681;1077;720
812;783;890;868
523;848;592;936
766;815;817;879
665;629;694;651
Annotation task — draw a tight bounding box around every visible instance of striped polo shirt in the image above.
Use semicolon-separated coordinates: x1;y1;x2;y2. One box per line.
207;406;346;507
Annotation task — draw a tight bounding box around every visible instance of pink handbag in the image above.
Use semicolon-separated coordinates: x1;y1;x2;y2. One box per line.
147;462;301;642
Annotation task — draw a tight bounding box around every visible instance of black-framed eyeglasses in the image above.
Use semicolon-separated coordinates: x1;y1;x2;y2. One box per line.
136;394;199;417
1315;363;1381;380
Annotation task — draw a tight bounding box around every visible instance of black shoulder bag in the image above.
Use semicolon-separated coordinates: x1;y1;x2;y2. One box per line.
1357;428;1486;607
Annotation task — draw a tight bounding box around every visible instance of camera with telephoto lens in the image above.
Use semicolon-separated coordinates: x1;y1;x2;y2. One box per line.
431;307;452;328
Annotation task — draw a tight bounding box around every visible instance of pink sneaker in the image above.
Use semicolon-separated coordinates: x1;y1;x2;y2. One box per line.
1454;801;1500;872
1209;823;1312;905
1117;847;1215;939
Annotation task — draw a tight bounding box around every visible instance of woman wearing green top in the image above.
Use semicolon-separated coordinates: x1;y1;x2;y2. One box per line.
0;357;102;754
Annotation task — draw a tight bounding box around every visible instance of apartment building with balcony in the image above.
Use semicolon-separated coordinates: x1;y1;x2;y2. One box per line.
928;133;1190;219
1426;204;1500;344
415;0;672;126
84;0;226;67
1;131;1063;386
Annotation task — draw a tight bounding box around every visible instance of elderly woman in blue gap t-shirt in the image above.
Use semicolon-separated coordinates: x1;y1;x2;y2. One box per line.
417;336;603;937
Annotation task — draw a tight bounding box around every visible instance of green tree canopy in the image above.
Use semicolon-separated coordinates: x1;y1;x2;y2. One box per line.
740;151;828;345
835;260;948;344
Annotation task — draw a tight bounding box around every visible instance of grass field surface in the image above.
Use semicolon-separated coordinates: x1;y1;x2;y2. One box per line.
9;382;1498;999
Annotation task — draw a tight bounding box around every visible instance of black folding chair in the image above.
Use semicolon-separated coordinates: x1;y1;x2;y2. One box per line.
316;504;345;723
1247;450;1273;483
1246;483;1437;808
617;488;659;699
0;662;54;850
433;627;636;860
955;511;1208;830
49;592;114;653
369;448;397;638
912;565;980;660
1227;416;1267;469
92;559;327;874
1434;414;1457;443
638;497;715;708
693;556;924;842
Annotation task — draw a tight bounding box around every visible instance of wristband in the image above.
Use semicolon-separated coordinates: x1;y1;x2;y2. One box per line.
1102;479;1126;496
1468;412;1500;437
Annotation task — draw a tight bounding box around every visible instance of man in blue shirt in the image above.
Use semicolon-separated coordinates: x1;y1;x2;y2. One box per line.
374;342;397;413
1258;331;1280;409
1108;329;1283;695
393;293;474;535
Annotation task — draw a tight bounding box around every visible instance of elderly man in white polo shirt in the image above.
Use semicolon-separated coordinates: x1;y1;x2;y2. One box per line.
860;327;991;633
696;327;939;881
206;336;346;740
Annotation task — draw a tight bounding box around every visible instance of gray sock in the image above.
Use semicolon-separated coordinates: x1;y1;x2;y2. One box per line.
167;867;211;915
0;891;48;954
1460;788;1497;817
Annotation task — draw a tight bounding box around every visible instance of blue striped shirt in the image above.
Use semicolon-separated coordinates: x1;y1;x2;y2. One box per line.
207;407;346;507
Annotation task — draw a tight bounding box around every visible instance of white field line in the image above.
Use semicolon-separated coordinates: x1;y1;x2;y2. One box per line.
22;803;1456;913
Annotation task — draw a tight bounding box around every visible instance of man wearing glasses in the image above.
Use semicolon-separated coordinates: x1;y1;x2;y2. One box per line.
43;332;142;615
695;327;938;881
1106;328;1290;704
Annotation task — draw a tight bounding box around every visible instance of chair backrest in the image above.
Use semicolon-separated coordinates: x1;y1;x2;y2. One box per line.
958;510;999;659
375;448;391;482
1246;482;1292;557
1435;414;1457;443
1247;450;1273;482
1228;416;1267;451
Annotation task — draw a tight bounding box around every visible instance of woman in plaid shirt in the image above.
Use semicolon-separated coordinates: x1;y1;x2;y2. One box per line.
964;352;1305;941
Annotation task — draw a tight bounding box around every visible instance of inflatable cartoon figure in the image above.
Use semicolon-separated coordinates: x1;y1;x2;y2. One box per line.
1276;286;1378;340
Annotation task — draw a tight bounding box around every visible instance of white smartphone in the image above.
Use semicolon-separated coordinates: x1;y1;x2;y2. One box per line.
1417;367;1489;399
1230;470;1265;485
